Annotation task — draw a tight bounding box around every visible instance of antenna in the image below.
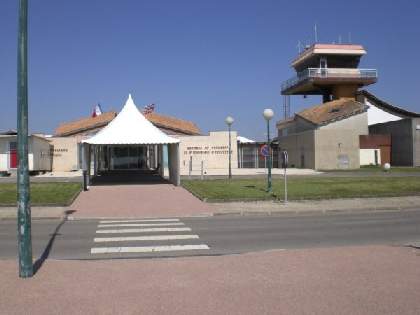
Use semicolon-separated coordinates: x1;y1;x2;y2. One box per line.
314;23;318;43
283;95;290;120
338;35;342;44
297;40;303;53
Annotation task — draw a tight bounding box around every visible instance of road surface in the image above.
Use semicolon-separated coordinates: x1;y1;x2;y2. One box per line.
1;210;420;260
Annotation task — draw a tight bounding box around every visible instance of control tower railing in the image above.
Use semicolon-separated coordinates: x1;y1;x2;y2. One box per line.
281;68;378;93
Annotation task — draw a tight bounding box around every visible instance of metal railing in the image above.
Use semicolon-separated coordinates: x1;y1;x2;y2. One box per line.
281;68;378;92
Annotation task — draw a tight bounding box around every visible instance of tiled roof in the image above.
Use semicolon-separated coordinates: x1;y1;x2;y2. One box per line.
297;98;367;126
0;129;17;135
145;112;201;135
276;117;295;128
55;111;201;136
55;112;117;136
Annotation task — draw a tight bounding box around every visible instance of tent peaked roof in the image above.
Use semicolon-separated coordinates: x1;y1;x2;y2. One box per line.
83;94;179;145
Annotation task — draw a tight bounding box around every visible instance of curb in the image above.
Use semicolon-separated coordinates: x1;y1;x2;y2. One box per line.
213;206;420;217
66;213;215;221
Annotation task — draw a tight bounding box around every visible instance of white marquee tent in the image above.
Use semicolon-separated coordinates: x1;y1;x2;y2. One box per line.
82;94;181;186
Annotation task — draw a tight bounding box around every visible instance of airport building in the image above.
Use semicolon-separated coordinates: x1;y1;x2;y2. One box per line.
46;95;275;179
277;43;419;169
0;130;51;174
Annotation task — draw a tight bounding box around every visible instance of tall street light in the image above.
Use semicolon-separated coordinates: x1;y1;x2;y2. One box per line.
17;0;33;278
225;116;234;179
263;109;274;193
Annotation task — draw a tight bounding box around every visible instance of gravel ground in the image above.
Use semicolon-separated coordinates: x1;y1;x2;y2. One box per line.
1;245;420;315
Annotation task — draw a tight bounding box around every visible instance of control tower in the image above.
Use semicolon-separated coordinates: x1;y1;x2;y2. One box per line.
281;44;377;103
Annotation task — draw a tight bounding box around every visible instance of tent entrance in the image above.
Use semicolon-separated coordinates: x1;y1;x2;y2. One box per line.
111;146;147;170
97;145;159;172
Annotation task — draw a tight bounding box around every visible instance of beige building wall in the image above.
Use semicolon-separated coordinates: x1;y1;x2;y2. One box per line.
50;137;79;171
278;130;315;169
360;149;381;166
319;112;368;134
29;136;52;171
176;131;238;176
314;129;361;169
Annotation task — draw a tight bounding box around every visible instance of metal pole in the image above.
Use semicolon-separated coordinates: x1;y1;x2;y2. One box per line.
284;166;287;203
267;120;272;193
189;155;192;178
17;0;33;278
228;125;232;179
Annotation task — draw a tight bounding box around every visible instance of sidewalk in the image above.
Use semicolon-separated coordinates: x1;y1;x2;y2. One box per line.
0;207;69;220
1;245;419;314
1;196;419;219
212;195;420;216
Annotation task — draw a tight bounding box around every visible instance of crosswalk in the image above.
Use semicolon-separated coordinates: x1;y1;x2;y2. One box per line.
90;218;210;256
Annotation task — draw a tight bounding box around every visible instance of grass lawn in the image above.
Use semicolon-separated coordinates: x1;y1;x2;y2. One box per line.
182;177;420;201
0;182;82;206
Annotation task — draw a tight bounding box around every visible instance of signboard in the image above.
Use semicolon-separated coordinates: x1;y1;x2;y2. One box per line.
282;151;288;169
260;144;270;157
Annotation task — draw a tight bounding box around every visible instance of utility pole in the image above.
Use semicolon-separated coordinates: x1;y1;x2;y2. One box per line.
17;0;33;278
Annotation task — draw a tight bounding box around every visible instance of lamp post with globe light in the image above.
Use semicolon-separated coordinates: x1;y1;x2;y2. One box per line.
263;109;274;193
225;116;234;179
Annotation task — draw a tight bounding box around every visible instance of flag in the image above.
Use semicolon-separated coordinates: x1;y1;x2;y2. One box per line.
91;103;103;118
143;103;155;115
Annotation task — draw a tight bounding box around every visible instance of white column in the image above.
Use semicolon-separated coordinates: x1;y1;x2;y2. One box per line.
168;143;180;186
158;145;164;177
82;143;91;186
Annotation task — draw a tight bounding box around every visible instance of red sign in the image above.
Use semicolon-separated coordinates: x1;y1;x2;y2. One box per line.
260;144;270;157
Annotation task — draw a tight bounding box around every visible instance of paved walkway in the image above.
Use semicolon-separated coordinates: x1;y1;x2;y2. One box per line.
68;184;213;218
1;245;419;314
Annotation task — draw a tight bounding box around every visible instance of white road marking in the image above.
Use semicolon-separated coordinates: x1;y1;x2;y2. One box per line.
95;227;192;234
97;223;184;228
99;219;180;224
91;244;210;254
94;234;199;243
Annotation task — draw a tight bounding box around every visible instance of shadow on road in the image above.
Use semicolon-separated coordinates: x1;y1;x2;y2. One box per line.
32;214;69;275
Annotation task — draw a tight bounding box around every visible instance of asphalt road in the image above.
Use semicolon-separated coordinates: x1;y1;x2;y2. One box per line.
1;210;420;260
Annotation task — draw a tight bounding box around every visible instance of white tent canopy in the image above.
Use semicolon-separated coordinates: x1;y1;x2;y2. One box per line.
81;94;181;187
237;136;255;144
83;94;179;145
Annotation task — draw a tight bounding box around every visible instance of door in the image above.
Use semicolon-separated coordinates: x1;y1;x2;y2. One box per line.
320;58;327;77
9;142;17;169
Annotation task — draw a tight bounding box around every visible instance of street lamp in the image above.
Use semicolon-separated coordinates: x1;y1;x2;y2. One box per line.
263;109;274;193
225;116;234;179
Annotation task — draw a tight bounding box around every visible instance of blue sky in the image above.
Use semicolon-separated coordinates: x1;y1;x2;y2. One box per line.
1;0;419;140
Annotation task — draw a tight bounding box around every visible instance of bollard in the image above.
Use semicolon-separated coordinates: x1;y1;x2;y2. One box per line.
83;170;88;191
